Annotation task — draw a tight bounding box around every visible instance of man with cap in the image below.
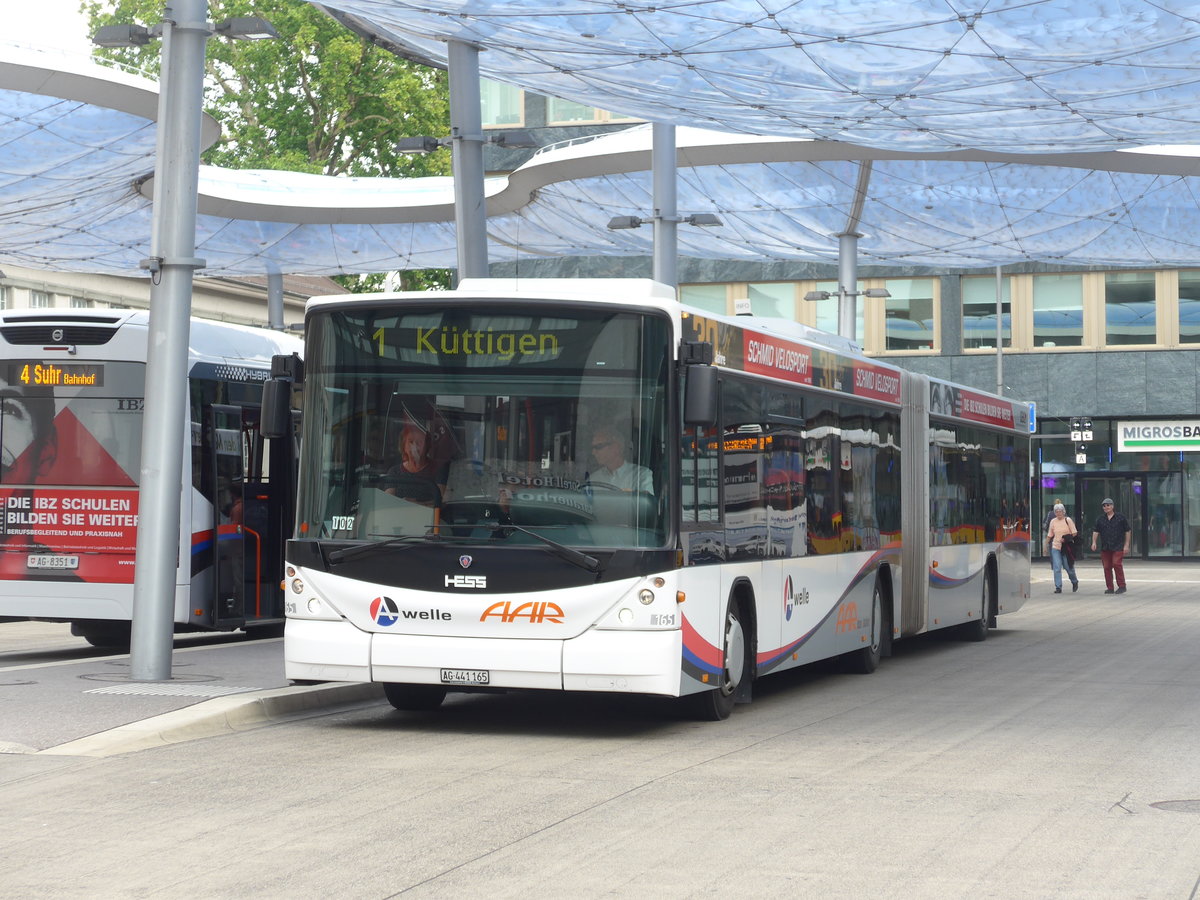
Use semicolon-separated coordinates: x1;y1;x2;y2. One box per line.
1091;498;1132;594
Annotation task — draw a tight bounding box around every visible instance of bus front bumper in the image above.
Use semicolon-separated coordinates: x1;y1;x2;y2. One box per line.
285;618;683;696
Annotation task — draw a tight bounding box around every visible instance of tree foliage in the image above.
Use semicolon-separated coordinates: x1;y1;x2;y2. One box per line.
85;0;454;289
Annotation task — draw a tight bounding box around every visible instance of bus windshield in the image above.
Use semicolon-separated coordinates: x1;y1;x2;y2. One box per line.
297;302;672;549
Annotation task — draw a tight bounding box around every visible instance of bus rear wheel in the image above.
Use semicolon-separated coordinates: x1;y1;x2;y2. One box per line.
383;683;447;711
962;569;992;642
688;600;747;721
71;620;132;651
844;578;884;674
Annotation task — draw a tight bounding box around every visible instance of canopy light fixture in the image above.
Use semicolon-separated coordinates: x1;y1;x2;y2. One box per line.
94;17;277;48
213;17;280;40
92;23;159;47
607;213;723;230
805;288;891;300
396;129;540;155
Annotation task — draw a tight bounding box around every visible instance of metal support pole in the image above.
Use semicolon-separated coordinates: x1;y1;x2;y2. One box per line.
995;265;1004;396
651;122;677;287
447;40;488;281
129;0;210;681
837;231;860;342
267;271;284;329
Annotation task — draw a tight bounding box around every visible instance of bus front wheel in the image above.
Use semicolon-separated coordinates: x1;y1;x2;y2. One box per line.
687;600;748;722
383;683;447;711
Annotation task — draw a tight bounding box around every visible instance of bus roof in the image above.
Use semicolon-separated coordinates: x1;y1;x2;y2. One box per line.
0;308;301;365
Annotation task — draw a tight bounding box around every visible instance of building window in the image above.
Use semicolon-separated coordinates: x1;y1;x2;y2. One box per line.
1104;271;1155;345
70;296;94;309
545;97;637;125
1178;270;1200;344
29;290;51;309
883;278;936;351
480;79;524;127
747;283;795;319
0;285;9;310
962;275;1011;349
679;284;727;315
1032;273;1083;347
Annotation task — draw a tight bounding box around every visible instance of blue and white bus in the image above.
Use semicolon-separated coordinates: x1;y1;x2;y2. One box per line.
274;279;1031;719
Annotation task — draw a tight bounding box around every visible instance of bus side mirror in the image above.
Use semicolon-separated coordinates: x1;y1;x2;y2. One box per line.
261;352;303;439
260;378;292;440
683;364;717;426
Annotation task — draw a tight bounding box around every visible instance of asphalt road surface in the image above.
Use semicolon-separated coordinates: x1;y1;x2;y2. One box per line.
2;559;1199;898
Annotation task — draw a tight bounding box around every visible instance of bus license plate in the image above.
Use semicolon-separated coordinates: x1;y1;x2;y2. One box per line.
440;668;489;686
27;554;80;570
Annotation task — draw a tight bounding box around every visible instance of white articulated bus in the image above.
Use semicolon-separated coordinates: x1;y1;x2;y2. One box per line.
272;279;1031;719
0;309;302;648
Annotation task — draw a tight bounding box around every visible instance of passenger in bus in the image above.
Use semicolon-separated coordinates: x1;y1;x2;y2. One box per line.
384;420;448;506
586;426;651;493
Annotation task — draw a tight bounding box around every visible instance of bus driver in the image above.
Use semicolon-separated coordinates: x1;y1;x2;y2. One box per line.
586;426;651;493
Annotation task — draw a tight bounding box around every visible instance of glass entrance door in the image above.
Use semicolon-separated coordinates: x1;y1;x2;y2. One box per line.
1146;473;1182;557
1080;477;1143;558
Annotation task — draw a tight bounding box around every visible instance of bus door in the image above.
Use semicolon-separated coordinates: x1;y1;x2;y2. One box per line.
238;404;293;622
205;404;248;627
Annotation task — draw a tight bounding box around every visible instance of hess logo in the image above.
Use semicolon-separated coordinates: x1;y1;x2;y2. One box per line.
445;574;487;589
480;601;564;624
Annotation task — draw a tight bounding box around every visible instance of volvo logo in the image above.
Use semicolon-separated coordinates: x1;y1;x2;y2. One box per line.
52;328;65;342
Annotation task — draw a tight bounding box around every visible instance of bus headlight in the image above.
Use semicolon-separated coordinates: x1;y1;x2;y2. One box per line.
639;589;655;605
290;578;305;594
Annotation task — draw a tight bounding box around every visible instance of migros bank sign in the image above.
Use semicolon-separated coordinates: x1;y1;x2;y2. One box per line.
1118;420;1200;452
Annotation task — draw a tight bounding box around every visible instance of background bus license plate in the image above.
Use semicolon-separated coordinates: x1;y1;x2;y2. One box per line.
27;555;80;570
441;668;489;685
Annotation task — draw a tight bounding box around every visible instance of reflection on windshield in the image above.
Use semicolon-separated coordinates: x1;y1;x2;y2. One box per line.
297;306;670;550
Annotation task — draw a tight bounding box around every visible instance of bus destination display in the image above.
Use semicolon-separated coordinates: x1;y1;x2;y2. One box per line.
7;361;105;388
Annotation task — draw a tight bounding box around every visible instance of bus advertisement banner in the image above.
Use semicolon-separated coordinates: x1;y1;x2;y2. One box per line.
683;314;901;405
0;487;138;583
0;359;143;583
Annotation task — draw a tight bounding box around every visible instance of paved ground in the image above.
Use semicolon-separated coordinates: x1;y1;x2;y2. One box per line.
0;623;378;754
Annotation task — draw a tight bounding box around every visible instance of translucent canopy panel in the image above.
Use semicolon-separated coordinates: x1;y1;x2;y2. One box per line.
316;0;1200;153
8;46;1200;275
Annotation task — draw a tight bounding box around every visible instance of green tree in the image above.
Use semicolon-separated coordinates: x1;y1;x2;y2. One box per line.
86;0;453;288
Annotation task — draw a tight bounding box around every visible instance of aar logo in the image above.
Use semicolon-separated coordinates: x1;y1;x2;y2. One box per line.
784;575;794;621
370;595;399;627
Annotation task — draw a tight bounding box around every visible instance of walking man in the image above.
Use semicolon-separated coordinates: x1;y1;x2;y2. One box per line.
1091;498;1132;594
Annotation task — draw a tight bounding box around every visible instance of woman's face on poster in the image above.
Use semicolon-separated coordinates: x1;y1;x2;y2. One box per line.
0;377;51;483
0;389;36;472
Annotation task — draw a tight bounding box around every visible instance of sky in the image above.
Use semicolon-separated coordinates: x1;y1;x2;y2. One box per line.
6;0;93;55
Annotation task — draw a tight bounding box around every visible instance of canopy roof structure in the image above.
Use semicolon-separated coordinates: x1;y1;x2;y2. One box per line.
7;0;1200;278
318;0;1200;153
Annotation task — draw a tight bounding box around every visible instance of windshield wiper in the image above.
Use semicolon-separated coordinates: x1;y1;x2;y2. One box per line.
484;522;601;573
327;530;471;565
